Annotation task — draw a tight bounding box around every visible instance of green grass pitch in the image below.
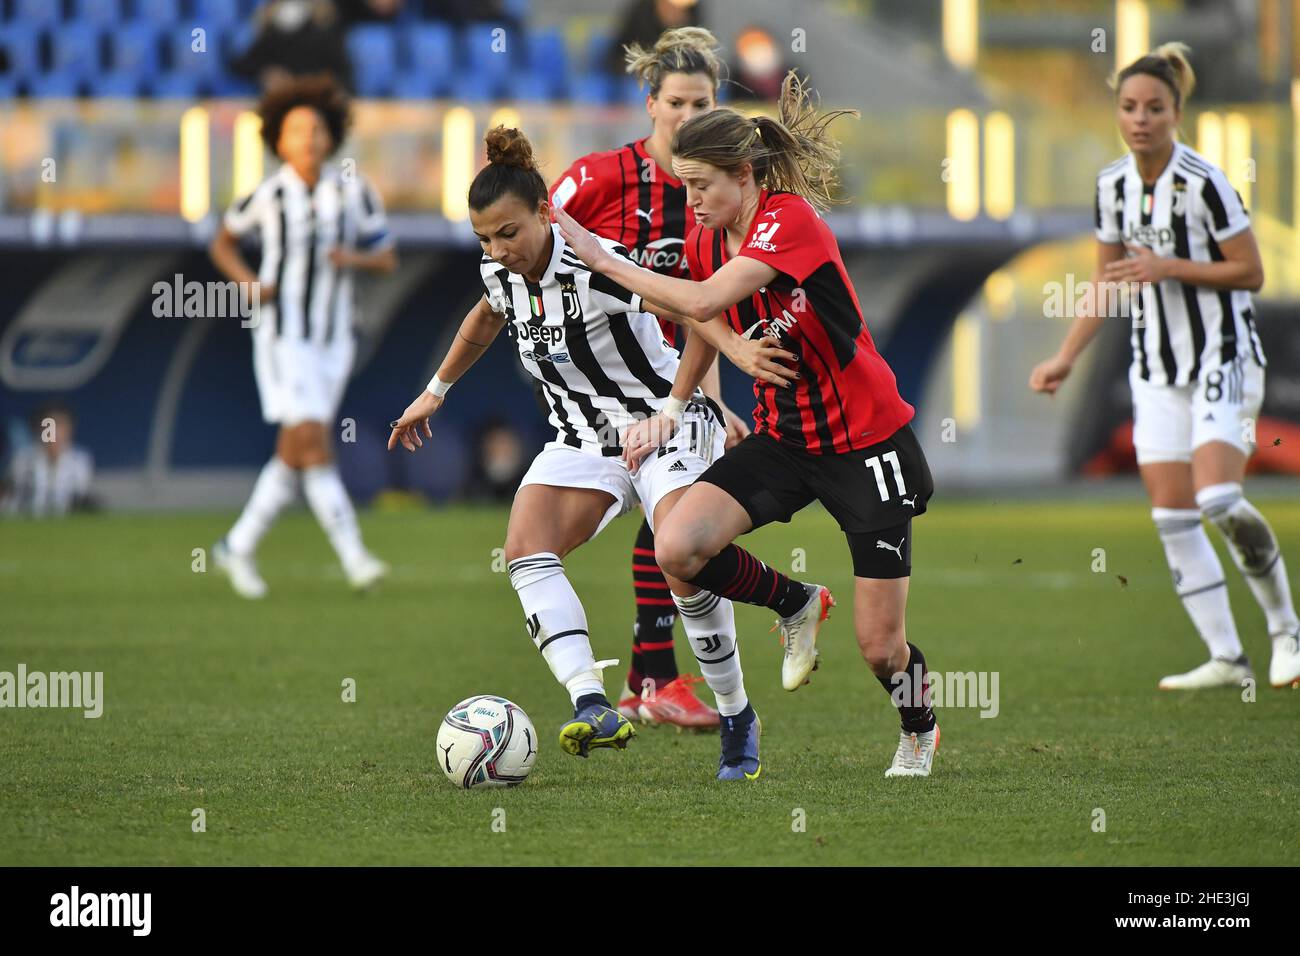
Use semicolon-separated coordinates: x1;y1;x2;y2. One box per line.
2;497;1296;866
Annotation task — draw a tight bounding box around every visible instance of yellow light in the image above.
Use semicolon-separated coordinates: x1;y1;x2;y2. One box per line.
1196;111;1224;169
1292;80;1300;232
983;111;1014;220
1115;0;1149;72
442;107;476;221
1224;111;1252;211
946;109;980;221
952;313;981;429
488;107;522;132
983;269;1015;320
180;106;210;223
942;0;978;70
232;111;263;200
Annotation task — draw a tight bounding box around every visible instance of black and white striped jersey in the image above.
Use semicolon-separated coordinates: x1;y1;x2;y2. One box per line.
481;224;680;455
1095;141;1265;386
224;163;392;347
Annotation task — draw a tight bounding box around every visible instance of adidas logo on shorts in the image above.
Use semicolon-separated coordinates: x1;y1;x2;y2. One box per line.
667;460;688;473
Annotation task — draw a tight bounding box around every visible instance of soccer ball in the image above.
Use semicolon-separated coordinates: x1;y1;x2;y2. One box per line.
436;695;538;789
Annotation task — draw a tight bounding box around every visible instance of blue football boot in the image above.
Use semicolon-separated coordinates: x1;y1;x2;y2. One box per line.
559;698;637;757
717;705;762;781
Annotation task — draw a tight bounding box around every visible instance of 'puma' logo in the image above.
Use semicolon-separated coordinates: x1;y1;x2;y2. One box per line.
876;538;905;560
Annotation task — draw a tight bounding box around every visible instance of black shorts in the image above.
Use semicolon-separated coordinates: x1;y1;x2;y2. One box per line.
697;424;934;578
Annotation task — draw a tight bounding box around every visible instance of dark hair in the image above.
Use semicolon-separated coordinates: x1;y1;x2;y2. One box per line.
257;73;351;156
672;71;857;211
30;401;73;434
468;126;548;212
1113;42;1196;109
624;26;724;96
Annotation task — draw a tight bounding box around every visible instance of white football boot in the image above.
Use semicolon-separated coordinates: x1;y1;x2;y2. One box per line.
1157;655;1252;690
775;584;835;691
346;551;390;592
1268;629;1300;689
213;540;267;599
884;725;940;778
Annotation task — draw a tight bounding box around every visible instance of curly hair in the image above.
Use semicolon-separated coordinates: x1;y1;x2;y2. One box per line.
468;126;548;212
257;73;351;156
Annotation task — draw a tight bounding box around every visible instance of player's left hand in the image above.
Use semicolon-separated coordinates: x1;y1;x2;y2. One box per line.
1104;244;1169;284
387;391;441;452
721;404;750;449
622;412;679;474
554;205;609;271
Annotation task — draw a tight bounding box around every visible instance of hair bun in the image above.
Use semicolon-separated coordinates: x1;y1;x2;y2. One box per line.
484;126;539;172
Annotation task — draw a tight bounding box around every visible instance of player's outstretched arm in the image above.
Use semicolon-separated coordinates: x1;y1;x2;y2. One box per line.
1029;240;1126;396
330;245;398;274
556;205;776;320
388;296;506;452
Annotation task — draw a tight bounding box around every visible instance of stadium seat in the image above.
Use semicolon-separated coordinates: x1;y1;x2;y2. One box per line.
347;25;399;97
391;71;450;100
462;22;516;86
167;24;225;77
28;73;82;97
71;0;125;26
506;69;563;103
109;23;161;76
405;22;454;87
49;25;103;79
131;0;182;25
90;72;144;97
223;21;257;61
12;0;61;28
525;28;567;89
150;72;201;98
449;71;500;104
192;0;243;26
208;72;257;97
0;24;41;78
569;73;612;105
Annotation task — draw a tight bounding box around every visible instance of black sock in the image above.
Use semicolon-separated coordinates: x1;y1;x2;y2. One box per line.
875;642;936;734
687;543;809;617
575;693;611;714
631;519;678;686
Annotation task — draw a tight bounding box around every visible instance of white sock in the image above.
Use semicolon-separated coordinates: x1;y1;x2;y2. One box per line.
508;553;604;706
1153;507;1244;660
227;456;298;556
1198;483;1300;638
302;464;367;570
673;588;748;716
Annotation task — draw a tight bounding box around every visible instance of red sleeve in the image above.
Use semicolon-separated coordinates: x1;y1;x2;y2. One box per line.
548;153;610;226
736;193;829;285
683;223;707;281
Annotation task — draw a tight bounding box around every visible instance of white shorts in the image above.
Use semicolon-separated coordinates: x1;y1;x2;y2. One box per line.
252;336;354;426
518;400;725;541
1130;358;1264;464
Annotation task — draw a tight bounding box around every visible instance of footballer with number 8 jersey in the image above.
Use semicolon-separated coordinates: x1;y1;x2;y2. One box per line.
549;27;752;730
558;73;942;778
387;127;795;779
1030;44;1300;690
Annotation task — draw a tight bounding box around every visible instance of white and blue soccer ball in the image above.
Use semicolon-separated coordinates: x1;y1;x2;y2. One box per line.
436;695;538;789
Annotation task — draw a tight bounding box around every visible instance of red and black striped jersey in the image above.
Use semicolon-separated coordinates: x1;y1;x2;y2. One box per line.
549;137;694;344
685;189;914;455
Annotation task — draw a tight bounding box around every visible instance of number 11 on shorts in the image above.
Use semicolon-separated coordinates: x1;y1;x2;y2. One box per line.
865;450;906;501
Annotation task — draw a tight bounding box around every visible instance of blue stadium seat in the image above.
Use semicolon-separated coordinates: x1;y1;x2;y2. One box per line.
13;0;62;28
405;22;453;85
110;22;161;75
90;72;144;97
192;0;242;26
71;0;125;25
132;0;182;25
49;25;103;78
208;72;257;97
168;24;225;76
506;69;563;103
28;73;82;97
449;71;500;104
583;32;612;73
391;71;448;100
223;21;256;60
569;72;612;105
462;22;516;84
150;72;201;98
526;28;567;79
0;24;41;78
347;25;398;97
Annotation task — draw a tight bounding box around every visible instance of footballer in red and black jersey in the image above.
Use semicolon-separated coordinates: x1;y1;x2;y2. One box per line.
550;138;695;345
684;189;914;455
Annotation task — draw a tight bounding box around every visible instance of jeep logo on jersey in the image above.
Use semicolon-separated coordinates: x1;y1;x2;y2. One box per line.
517;323;564;346
632;236;684;271
748;221;781;251
1123;222;1173;248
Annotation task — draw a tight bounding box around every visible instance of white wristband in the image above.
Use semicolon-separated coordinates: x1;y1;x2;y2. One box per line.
660;395;687;422
427;374;453;397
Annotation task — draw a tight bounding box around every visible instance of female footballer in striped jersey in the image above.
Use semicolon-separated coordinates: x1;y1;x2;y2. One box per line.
558;73;943;778
388;127;792;779
549;27;751;729
1030;44;1300;690
209;75;394;599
